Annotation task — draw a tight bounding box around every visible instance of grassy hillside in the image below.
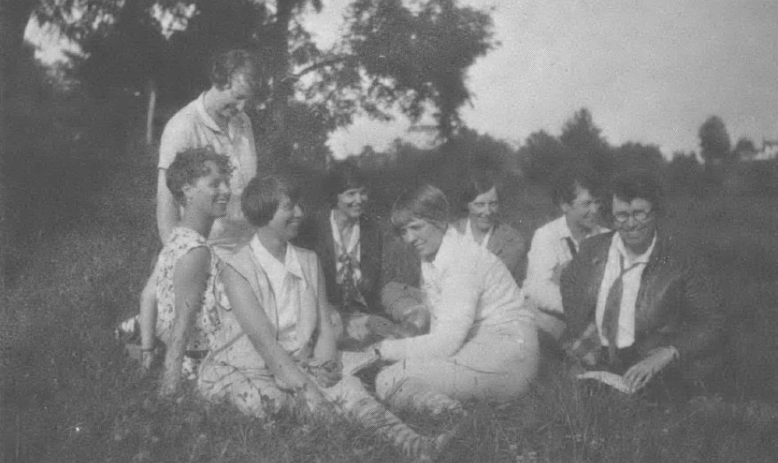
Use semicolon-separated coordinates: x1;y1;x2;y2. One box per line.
2;153;778;462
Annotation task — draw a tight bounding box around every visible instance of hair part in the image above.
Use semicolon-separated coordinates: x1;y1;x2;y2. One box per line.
391;184;450;231
324;161;367;208
210;49;257;90
609;169;663;213
166;147;233;205
550;164;603;207
242;174;302;227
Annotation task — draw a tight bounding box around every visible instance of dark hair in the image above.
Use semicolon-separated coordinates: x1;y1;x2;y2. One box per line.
459;173;498;210
324;162;367;208
550;165;602;207
391;184;450;231
609;169;663;213
210;49;257;90
242;174;302;227
166;147;232;205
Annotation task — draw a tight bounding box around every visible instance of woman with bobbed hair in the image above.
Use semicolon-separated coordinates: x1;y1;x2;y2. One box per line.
197;175;460;461
373;185;539;404
453;173;527;283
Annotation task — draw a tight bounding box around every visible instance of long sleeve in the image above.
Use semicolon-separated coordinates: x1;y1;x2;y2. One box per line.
379;260;481;361
524;227;564;313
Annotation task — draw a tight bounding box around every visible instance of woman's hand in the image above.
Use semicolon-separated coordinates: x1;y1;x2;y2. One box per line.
623;346;678;392
306;358;342;388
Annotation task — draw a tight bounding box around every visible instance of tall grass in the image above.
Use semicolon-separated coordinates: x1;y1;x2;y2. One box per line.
2;149;778;462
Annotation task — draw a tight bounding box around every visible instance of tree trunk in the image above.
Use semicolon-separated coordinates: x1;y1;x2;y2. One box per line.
0;0;36;296
145;77;157;145
266;0;294;165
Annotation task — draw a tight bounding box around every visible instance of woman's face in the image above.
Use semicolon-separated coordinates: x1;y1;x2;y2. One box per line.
266;195;304;242
467;186;499;232
398;217;446;261
335;186;368;221
183;161;231;218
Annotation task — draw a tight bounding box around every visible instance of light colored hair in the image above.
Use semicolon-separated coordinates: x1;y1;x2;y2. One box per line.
391;184;450;231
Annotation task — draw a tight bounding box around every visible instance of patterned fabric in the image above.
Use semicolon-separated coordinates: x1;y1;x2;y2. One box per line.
298;210;383;314
197;240;321;414
155;227;221;351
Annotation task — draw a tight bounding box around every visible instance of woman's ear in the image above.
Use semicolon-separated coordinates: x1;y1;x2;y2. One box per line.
181;183;195;205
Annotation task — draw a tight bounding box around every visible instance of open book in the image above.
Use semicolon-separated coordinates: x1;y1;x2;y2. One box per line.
341;350;381;376
576;370;635;394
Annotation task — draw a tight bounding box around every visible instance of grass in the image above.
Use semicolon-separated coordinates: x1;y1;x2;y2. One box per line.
2;152;778;463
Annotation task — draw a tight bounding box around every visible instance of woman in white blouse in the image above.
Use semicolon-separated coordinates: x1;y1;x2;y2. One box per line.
373;185;539;404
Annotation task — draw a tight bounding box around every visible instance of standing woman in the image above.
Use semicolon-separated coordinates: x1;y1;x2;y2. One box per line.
198;175;459;460
374;185;539;405
148;148;233;396
453;174;527;283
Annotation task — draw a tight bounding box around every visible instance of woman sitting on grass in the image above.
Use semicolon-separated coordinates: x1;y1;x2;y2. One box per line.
140;147;233;396
453;173;527;284
373;185;539;405
198;174;461;461
298;162;426;346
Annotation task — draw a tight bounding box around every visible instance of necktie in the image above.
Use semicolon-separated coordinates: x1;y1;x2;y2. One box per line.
564;237;578;257
601;254;641;367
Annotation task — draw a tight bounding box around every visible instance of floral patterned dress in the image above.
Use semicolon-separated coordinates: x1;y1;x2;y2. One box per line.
155;227;221;351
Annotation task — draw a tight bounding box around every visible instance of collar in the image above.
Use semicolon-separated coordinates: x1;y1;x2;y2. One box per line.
554;215;608;244
464;217;493;248
426;226;458;269
329;210;361;255
613;231;657;266
250;234;305;282
194;92;225;134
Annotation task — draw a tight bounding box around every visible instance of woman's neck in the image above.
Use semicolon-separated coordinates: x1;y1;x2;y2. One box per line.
333;208;358;230
255;227;287;262
179;210;214;239
469;219;489;244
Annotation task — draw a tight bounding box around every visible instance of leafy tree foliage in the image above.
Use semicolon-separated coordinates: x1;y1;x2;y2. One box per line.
518;130;569;181
698;115;732;166
31;0;495;163
733;136;757;160
345;0;495;140
559;107;613;176
612;142;665;173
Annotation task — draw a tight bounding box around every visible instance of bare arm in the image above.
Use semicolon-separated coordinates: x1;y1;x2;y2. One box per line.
159;246;210;396
156;169;180;245
221;265;325;406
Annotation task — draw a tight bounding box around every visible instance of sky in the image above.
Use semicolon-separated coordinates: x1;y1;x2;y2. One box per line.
302;0;778;158
27;1;778;159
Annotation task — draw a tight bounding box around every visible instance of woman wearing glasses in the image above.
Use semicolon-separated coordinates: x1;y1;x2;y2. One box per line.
561;170;727;397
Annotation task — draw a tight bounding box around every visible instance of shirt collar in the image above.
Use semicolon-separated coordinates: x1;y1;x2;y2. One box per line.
613;231;657;266
329;209;361;256
250;234;305;282
555;215;607;244
195;92;224;134
464;218;493;248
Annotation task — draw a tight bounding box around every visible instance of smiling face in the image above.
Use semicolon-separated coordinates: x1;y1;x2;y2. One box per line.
398;218;446;261
467;186;499;232
561;185;600;233
613;196;656;255
266;195;304;242
183;161;231;218
211;72;253;123
335;186;368;222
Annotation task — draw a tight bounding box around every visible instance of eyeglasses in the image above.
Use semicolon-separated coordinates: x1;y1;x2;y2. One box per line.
613;209;653;224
